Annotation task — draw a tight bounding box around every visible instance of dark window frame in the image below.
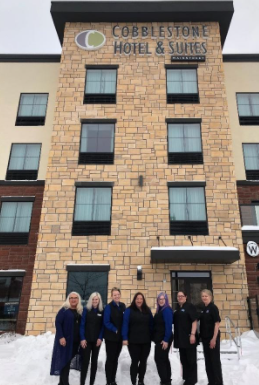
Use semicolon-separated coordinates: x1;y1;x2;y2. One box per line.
84;65;119;105
242;143;259;180
165;65;200;104
0;198;34;244
236;92;259;125
79;119;116;165
72;183;113;236
15;93;49;126
168;182;208;235
166;118;203;164
6;143;42;181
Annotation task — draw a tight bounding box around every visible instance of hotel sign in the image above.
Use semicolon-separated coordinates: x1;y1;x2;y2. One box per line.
112;25;208;58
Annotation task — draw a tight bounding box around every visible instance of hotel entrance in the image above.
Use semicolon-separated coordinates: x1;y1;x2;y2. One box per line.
171;271;212;311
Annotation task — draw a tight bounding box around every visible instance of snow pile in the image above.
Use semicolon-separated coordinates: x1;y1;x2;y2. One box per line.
0;331;259;385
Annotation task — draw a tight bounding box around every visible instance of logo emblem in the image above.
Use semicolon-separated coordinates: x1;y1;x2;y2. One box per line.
247;241;259;257
75;30;106;51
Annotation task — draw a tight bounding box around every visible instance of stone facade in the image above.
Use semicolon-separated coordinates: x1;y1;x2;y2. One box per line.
26;22;249;337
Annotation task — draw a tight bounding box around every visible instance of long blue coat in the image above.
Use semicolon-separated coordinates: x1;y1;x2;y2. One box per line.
50;307;81;375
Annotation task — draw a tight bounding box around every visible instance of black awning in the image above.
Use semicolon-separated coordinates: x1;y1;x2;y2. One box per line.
151;247;240;264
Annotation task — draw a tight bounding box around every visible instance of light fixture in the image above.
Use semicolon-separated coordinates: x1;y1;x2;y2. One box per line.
137;265;142;280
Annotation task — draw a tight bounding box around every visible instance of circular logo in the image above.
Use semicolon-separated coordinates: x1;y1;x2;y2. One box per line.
246;241;259;257
75;30;106;51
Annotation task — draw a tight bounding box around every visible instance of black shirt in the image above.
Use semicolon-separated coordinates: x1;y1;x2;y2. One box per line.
200;302;221;340
70;308;81;344
173;302;198;349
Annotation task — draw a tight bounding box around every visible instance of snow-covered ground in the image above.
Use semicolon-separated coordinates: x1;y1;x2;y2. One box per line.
0;331;259;385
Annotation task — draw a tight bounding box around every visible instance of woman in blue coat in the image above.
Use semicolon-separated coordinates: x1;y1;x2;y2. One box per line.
50;291;83;385
122;292;153;385
153;292;173;385
80;292;104;385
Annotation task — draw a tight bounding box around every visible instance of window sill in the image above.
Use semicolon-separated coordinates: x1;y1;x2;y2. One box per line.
0;233;29;245
239;116;259;125
168;152;203;164
83;94;116;104
72;221;111;236
170;221;208;235
79;153;114;165
15;116;45;126
6;170;38;181
167;94;199;104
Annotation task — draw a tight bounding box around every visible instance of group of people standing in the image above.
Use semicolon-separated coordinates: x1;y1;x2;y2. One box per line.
50;287;223;385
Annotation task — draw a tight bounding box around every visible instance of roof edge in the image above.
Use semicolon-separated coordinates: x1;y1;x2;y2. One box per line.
0;54;61;63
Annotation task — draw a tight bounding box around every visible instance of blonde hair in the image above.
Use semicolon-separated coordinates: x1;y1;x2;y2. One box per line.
62;291;83;315
201;289;213;300
86;292;103;312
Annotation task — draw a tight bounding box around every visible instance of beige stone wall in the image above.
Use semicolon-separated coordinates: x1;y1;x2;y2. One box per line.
26;22;249;336
0;62;60;180
224;62;259;180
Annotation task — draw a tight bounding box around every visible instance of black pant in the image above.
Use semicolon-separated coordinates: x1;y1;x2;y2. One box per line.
154;339;173;384
179;347;197;385
59;343;79;385
80;341;101;385
105;340;123;384
128;343;151;385
202;334;223;385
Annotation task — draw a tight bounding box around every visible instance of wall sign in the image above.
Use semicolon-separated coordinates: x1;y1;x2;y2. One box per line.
75;30;106;51
246;241;259;257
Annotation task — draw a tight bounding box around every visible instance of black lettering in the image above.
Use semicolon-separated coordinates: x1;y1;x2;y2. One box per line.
113;25;120;38
194;42;201;54
169;41;174;54
139;43;145;54
142;26;148;37
151;26;157;38
159;26;165;38
132;26;138;38
167;26;173;38
203;25;209;38
146;43;152;55
176;42;183;54
124;42;131;54
114;41;122;54
189;42;194;54
182;26;190;38
201;42;207;54
122;26;129;38
185;43;189;54
174;26;181;38
132;43;138;55
192;26;200;38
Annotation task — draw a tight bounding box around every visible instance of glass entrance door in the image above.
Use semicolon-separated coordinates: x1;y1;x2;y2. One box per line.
171;271;212;311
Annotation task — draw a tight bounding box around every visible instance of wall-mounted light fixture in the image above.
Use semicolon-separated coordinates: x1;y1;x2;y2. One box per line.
137;265;143;280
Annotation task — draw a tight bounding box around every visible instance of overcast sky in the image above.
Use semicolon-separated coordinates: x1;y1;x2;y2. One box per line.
0;0;258;54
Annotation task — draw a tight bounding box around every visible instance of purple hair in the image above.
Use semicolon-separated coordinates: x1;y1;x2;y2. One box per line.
156;292;171;313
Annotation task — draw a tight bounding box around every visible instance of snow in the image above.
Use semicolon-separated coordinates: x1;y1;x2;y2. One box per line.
242;226;259;231
151;247;238;251
0;331;259;385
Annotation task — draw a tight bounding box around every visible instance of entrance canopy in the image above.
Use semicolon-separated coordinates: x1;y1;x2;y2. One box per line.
151;246;240;264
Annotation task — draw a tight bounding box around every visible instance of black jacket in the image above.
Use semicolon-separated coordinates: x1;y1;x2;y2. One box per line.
173;302;198;349
104;301;126;342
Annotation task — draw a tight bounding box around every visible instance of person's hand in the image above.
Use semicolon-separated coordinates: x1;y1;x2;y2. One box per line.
60;337;66;347
123;340;128;346
96;339;102;347
81;340;87;348
190;334;196;344
210;338;216;349
161;341;168;350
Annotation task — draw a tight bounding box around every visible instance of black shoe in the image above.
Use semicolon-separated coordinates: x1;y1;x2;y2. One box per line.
138;382;145;385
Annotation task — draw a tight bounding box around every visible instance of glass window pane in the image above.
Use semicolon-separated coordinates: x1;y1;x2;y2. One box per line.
0;276;23;332
0;202;32;233
9;144;40;171
74;188;111;221
18;94;48;117
187;187;206;221
168;124;201;153
13;202;33;232
80;124;114;153
243;144;259;170
0;203;17;232
67;271;108;306
169;188;187;220
85;70;116;94
177;272;210;278
167;69;198;94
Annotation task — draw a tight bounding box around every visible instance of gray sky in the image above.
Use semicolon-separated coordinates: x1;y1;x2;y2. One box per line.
0;0;258;54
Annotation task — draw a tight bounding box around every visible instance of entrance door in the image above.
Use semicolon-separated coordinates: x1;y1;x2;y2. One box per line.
171;271;212;311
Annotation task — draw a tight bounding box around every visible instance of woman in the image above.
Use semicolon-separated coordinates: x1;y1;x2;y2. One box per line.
50;291;83;385
122;292;153;385
104;287;126;385
153;292;173;385
200;289;223;385
173;291;198;385
80;292;104;385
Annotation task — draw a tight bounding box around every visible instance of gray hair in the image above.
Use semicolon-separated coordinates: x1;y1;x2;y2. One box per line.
62;291;83;315
86;292;103;312
201;289;214;300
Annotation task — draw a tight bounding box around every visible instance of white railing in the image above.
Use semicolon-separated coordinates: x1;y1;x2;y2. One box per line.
225;316;242;359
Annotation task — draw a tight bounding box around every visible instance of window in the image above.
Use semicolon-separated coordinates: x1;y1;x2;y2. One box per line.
84;67;117;104
169;185;208;235
16;93;48;126
6;144;41;180
72;185;112;236
79;122;115;164
168;121;202;164
237;93;259;125
66;265;109;306
166;68;199;103
243;144;259;180
0;273;24;332
0;201;33;244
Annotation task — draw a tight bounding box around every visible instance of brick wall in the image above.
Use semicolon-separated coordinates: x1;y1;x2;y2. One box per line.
0;183;44;334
